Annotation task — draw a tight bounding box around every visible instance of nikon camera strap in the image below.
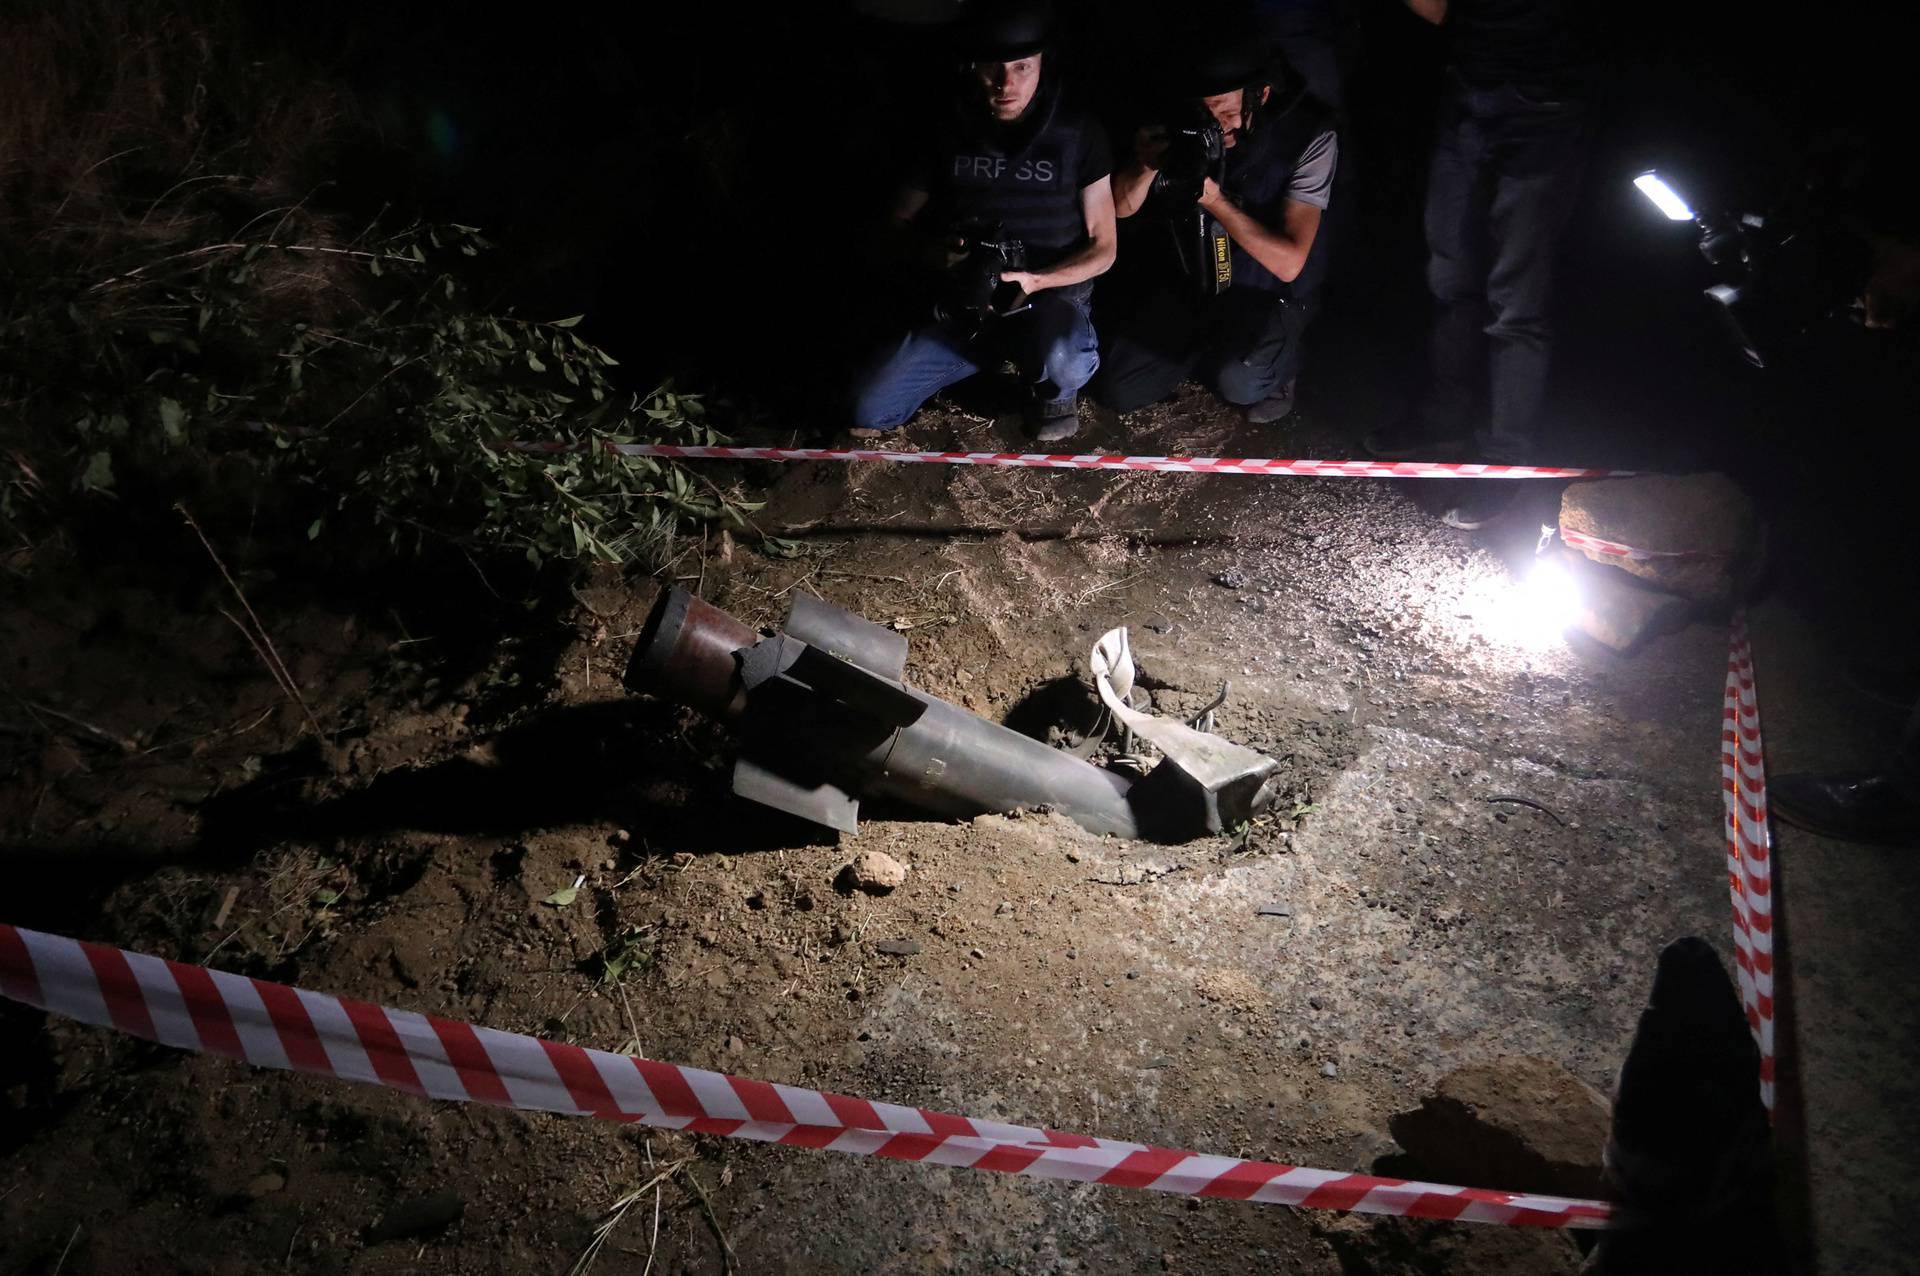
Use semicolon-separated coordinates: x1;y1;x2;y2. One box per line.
1176;206;1231;297
1204;212;1232;292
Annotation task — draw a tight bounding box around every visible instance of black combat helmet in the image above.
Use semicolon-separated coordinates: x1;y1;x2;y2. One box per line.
955;0;1054;63
1174;14;1293;102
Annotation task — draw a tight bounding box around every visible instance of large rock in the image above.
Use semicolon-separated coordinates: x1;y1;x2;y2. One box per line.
1386;1056;1610;1202
1564;550;1692;653
1559;473;1758;602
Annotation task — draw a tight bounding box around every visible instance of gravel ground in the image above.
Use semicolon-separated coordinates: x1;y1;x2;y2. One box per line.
0;392;1784;1274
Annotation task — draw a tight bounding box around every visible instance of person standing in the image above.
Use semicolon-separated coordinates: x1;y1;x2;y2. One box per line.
1365;0;1593;528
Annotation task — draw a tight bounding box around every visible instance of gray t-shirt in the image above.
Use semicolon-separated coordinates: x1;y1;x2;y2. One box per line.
1286;129;1338;210
1218;117;1339;293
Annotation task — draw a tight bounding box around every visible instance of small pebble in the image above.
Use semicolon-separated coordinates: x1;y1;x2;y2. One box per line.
245;1171;286;1199
839;850;908;894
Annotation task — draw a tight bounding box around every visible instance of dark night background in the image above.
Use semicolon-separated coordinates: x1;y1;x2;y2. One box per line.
259;0;1911;638
1;5;1915;1268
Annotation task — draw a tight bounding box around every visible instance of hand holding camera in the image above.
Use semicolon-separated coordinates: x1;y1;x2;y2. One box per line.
1150;122;1227;206
932;221;1033;326
928;233;970;274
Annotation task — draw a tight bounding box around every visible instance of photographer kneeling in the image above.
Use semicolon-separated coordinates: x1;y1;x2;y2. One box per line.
1092;37;1336;424
848;0;1116;442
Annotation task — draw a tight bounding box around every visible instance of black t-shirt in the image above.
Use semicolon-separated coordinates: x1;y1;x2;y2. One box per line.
1448;0;1591;96
910;82;1113;270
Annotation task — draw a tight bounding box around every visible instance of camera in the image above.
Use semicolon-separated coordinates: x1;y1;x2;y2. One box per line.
1151;122;1226;206
933;221;1031;327
1145;122;1232;297
1637;170;1871;368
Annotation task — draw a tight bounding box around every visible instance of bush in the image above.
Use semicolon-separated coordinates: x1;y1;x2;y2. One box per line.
0;0;757;572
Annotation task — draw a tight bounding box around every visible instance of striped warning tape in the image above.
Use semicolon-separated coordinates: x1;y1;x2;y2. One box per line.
244;422;1629;480
1721;617;1777;1116
1558;526;1724;562
0;924;1617;1229
510;440;1631;481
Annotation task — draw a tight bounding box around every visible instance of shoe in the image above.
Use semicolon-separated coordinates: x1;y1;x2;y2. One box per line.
848;427;890;441
1244;379;1296;425
1440;482;1517;530
1770;771;1920;845
1029;392;1080;443
1362;417;1470;460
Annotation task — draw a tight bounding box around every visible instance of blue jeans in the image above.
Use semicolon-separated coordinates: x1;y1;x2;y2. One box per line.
849;282;1099;431
1420;70;1588;463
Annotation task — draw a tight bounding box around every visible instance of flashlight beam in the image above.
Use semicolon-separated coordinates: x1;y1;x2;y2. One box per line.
1634;172;1695;222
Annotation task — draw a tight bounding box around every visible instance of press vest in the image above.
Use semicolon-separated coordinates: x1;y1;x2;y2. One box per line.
1220;90;1334;295
921;84;1110;270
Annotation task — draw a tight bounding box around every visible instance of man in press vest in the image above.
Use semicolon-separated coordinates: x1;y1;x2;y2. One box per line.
848;0;1117;442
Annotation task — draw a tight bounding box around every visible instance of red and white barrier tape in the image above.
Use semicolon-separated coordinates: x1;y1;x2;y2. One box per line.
1721;617;1776;1116
0;924;1616;1229
511;440;1630;481
1558;526;1723;562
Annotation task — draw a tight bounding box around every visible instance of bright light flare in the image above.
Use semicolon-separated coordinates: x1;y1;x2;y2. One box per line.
1634;172;1695;222
1478;558;1584;649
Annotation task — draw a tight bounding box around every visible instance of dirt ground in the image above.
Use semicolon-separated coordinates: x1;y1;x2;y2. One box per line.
0;393;1839;1274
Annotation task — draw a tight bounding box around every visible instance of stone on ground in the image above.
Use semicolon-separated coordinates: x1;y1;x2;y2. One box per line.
1386;1055;1611;1202
1565;551;1693;652
839;849;908;894
1560;473;1758;602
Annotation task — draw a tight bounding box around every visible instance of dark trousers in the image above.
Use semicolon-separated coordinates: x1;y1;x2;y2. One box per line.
1420;70;1587;463
1093;285;1298;415
1898;700;1920;800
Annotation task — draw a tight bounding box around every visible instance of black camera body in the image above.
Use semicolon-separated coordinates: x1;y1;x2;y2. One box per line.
1151;122;1227;206
1142;122;1232;297
934;221;1030;327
